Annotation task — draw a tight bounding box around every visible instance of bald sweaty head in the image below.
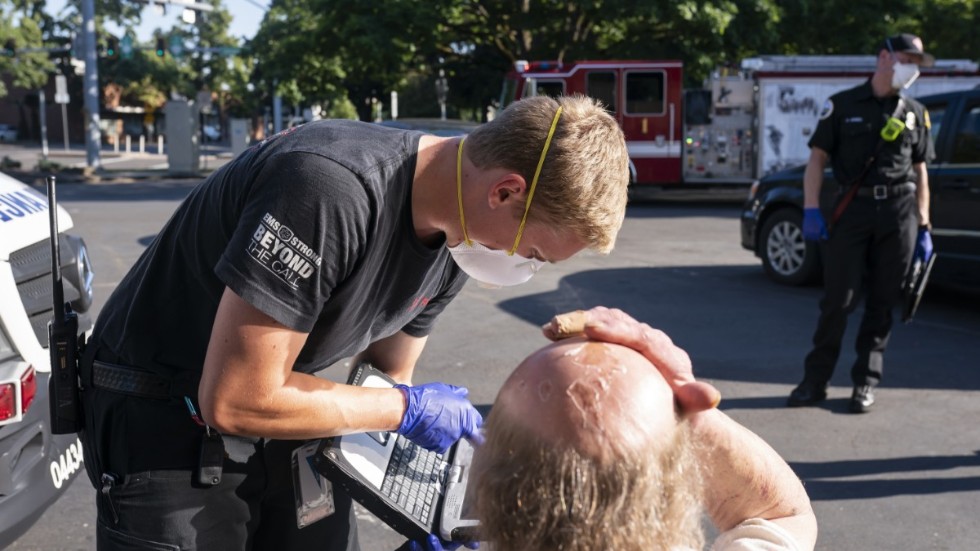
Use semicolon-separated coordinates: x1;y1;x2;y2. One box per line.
493;337;678;461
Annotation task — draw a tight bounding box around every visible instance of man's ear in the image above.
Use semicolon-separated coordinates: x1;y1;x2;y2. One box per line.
487;173;528;209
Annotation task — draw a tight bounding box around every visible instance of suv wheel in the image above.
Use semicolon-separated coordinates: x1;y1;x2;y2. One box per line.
759;208;821;285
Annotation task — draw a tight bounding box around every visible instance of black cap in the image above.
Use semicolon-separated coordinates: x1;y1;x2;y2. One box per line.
882;33;935;67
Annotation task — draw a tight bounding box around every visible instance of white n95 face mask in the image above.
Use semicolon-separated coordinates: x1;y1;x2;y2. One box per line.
892;61;920;90
447;241;542;288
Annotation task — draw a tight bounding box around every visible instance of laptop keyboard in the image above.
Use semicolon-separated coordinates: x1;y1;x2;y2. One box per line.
381;437;447;523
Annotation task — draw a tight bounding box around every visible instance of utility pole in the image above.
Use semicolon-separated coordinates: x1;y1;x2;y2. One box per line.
81;0;101;169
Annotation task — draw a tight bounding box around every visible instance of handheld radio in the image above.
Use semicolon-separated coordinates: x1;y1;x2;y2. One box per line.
47;175;83;434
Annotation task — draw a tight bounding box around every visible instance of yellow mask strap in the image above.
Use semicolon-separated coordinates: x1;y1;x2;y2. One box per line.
456;137;471;246
509;105;563;256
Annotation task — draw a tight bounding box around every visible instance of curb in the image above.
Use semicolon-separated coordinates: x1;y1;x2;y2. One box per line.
6;169;210;185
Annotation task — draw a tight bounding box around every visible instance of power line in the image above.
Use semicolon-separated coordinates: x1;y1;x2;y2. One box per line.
239;0;269;12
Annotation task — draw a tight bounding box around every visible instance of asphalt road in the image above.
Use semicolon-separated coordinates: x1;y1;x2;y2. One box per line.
7;178;980;550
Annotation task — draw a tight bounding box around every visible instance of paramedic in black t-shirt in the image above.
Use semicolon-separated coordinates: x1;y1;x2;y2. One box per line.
77;95;631;550
787;34;936;414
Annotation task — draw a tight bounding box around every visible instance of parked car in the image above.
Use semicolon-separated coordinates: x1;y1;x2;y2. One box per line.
202;124;221;142
377;118;480;137
0;171;94;547
0;124;17;142
741;88;980;292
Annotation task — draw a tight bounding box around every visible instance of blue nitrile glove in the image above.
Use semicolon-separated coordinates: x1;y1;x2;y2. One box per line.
915;227;934;263
802;207;829;241
408;534;480;551
395;382;483;454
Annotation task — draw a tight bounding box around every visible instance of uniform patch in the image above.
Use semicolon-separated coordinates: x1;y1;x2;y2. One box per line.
905;111;916;131
924;109;931;129
246;212;322;289
818;99;834;120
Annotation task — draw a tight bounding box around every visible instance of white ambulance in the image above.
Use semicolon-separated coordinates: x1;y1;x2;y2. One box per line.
0;170;93;547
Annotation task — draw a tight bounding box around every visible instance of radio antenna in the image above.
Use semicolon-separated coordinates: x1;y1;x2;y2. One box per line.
47;175;65;315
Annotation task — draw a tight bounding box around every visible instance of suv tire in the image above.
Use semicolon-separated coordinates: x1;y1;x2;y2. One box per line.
759;208;821;285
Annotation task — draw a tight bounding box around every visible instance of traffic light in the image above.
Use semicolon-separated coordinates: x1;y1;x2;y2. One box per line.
106;37;118;58
2;39;15;58
155;37;166;57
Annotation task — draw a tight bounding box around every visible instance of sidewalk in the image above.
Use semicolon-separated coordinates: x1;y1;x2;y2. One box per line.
0;142;233;184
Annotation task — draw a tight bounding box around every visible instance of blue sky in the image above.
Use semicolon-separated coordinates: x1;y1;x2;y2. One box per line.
43;0;267;42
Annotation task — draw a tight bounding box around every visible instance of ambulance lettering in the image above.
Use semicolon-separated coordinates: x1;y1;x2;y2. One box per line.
0;190;48;223
49;437;84;489
248;213;322;289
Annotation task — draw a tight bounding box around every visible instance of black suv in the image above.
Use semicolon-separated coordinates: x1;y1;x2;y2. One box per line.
741;88;980;291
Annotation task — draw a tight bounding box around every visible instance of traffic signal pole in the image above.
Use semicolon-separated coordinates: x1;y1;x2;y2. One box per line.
81;0;101;169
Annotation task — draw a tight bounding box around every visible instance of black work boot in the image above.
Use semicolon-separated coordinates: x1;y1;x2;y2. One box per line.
787;381;828;407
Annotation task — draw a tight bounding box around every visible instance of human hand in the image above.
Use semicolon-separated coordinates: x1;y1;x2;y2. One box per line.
542;307;721;414
407;534;480;551
915;227;933;263
802;207;828;241
395;383;483;454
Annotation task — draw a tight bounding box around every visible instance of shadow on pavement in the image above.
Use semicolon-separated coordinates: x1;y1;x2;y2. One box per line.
791;451;980;500
497;265;980;392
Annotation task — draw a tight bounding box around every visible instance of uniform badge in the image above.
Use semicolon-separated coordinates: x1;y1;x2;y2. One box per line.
818;99;834;120
905;111;916;131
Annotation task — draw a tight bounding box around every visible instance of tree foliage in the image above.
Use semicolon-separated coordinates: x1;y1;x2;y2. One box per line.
1;2;56;97
5;0;979;123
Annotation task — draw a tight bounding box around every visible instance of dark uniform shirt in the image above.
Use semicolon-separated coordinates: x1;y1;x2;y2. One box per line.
94;120;467;377
809;79;934;188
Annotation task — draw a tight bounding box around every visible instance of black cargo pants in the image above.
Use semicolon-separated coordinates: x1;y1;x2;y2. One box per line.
802;190;917;388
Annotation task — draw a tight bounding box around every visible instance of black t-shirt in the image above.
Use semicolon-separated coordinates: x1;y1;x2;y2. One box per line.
808;79;934;187
94;120;467;376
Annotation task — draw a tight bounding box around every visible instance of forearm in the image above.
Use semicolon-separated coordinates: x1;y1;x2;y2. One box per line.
689;409;817;549
352;331;428;385
802;149;827;209
201;372;407;440
914;163;930;226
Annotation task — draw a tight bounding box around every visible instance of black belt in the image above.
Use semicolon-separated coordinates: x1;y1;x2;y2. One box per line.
855;182;916;200
92;360;198;400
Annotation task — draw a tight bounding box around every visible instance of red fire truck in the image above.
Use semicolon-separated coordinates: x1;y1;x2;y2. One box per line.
500;58;980;189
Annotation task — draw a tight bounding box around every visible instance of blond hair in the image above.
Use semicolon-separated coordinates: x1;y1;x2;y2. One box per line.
465;95;630;253
471;411;705;551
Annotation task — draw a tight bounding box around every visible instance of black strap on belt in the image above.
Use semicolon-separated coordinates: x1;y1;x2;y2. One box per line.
92;360;199;400
855;182;917;199
830;96;908;229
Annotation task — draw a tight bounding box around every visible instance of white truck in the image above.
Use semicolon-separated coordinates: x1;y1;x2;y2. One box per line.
501;56;980;189
0;171;94;546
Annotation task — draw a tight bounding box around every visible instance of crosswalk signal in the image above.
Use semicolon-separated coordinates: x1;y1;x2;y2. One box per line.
155;37;166;57
2;39;15;58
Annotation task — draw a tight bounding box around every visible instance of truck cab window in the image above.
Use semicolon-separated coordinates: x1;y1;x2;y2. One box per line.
535;80;565;98
500;79;518;108
587;72;617;113
625;71;665;115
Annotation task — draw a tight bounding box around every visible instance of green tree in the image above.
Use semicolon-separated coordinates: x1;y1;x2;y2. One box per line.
1;4;56;98
248;0;979;123
248;0;348;117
